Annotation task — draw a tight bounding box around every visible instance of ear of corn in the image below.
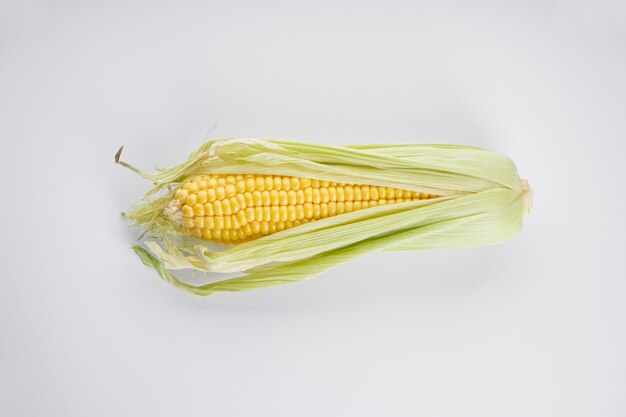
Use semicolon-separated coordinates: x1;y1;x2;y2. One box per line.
171;173;439;244
119;138;531;296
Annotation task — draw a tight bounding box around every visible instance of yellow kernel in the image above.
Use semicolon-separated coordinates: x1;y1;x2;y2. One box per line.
296;189;305;204
245;207;255;222
203;203;213;216
243;192;254;206
221;200;233;215
311;179;320;188
303;202;313;218
245;178;255;192
191;227;202;238
362;201;370;209
215;187;226;200
211;228;221;240
304;187;313;203
320;180;330;187
278;190;288;205
207;178;218;188
328;187;337;202
194;217;204;228
361;185;370;201
236;210;247;226
182;205;194;217
242;223;253;236
320;203;328;218
182;217;195;228
225;184;236;198
264;176;273;190
186;194;197;206
205;217;215;229
202;228;212;240
336;187;345;202
225;175;236;184
229;197;240;212
403;189;413;199
273;176;282;190
295;205;305;220
369;200;378;207
194;203;205;216
336;202;345;214
259;207;268;221
270;206;280;222
319;188;329;203
312;188;321;204
345;201;354;212
378;199;388;205
268;222;277;234
198;180;208;190
234;194;245;208
175;189;188;203
214;216;225;230
277;221;286;231
252;191;263;206
206;188;217;203
212;200;223;215
195;190;207;204
260;222;270;235
395;198;404;203
353;201;362;210
385;188;396;199
251;221;261;234
377;187;387;199
353;186;362;201
344;185;354;201
290;177;301;190
369;187;378;200
328;202;337;216
235;174;243;180
230;215;240;229
281;177;291;190
254;177;265;191
312;204;321;219
221;229;231;242
278;206;287;222
236;180;246;194
223;216;232;229
237;228;246;240
287;206;296;222
287;190;297;205
267;190;277;206
301;178;311;188
187;182;198;193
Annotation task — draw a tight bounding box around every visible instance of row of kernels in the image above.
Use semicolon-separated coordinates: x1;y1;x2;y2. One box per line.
180;190;433;218
183;219;312;244
182;174;342;193
181;196;427;230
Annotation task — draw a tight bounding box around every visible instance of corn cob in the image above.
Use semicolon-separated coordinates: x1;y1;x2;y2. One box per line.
118;138;531;296
170;174;438;244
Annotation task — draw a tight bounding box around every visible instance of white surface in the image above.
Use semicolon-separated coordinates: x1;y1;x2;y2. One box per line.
1;1;625;416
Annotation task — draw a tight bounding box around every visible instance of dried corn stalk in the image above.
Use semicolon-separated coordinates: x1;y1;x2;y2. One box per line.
118;138;531;296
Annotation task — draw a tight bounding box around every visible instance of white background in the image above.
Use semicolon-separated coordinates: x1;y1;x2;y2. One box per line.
1;1;625;416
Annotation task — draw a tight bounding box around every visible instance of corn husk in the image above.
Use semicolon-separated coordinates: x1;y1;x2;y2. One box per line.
118;138;531;296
